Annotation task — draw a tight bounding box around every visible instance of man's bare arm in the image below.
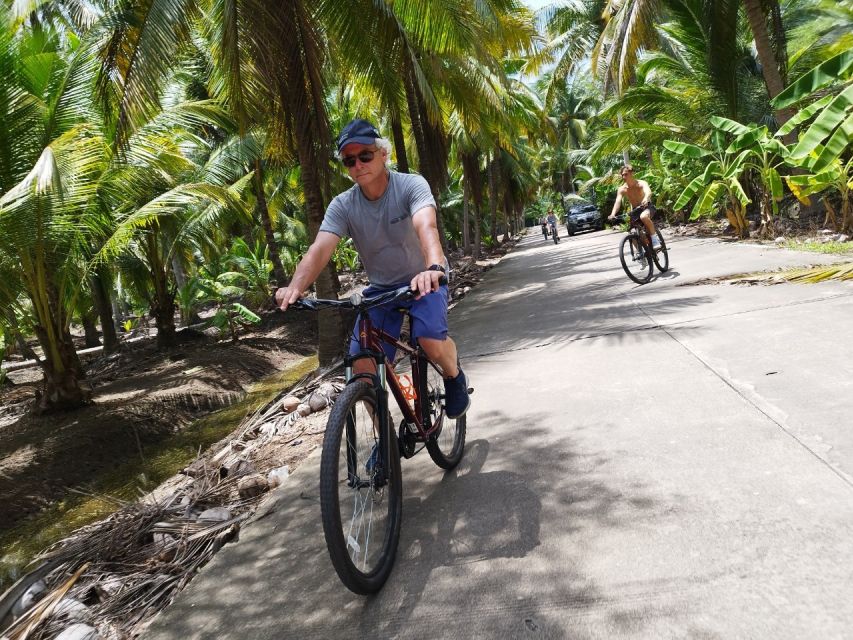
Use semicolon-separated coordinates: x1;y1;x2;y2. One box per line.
411;205;446;297
610;186;626;218
274;231;339;310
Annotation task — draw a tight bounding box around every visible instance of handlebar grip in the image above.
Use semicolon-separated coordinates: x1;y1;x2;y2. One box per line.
289;298;317;310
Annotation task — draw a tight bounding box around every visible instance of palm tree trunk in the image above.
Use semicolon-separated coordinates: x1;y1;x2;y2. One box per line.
462;175;471;255
390;114;409;173
473;201;482;260
82;310;101;348
617;113;630;165
255;160;288;287
296;144;344;365
488;147;499;243
90;266;118;354
30;282;91;412
146;234;177;349
742;0;795;127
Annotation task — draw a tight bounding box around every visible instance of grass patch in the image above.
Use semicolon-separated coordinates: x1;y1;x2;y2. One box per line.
782;240;853;254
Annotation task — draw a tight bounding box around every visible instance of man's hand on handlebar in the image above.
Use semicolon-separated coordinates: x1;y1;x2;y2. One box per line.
410;269;444;300
275;285;305;312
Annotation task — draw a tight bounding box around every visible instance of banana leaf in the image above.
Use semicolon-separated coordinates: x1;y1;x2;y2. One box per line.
790;84;853;159
711;116;752;136
674;174;707;209
230;303;261;325
662;140;710;158
772;50;853;109
728;177;750;207
776;94;834;137
811;112;853;172
768;167;783;201
722;150;752;179
727;127;764;153
691;182;725;219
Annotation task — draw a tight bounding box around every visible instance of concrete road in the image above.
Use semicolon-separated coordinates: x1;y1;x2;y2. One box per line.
146;229;853;640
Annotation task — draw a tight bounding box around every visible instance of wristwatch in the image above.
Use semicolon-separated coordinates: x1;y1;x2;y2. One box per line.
427;264;446;274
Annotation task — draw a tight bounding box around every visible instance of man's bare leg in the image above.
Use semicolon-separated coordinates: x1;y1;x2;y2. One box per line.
418;336;459;378
640;210;657;238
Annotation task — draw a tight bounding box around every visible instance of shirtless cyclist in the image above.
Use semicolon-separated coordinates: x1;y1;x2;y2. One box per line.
607;165;660;248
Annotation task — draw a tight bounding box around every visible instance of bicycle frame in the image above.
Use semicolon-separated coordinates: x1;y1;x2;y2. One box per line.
344;309;442;442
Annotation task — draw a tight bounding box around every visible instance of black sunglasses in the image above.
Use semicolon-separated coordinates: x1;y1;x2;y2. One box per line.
341;149;378;167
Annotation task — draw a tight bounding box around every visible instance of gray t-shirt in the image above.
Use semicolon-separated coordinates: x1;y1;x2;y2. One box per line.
320;171;437;287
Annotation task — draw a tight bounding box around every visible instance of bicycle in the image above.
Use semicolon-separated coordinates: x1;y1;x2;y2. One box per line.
612;206;669;284
292;285;469;594
549;221;560;244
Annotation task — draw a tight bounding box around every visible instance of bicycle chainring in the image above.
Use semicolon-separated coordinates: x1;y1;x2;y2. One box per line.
398;420;418;458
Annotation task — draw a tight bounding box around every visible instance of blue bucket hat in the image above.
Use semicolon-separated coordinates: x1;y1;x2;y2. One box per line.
336;119;381;153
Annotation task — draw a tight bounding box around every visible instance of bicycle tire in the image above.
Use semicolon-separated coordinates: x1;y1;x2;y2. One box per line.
652;230;669;272
421;357;467;470
619;234;654;284
320;380;402;594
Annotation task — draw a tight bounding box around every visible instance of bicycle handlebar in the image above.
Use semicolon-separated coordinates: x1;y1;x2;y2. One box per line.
291;276;447;312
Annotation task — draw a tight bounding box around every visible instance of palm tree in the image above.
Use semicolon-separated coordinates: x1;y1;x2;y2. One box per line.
0;10;104;411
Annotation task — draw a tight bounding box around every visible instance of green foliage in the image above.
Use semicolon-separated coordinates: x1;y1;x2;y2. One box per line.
775;51;853;172
226;238;273;308
332;238;360;272
772;50;853;109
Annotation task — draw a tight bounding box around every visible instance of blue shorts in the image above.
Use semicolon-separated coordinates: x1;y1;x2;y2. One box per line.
349;283;449;362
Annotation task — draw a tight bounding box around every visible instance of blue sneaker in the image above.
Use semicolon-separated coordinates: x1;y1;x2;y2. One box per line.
444;368;471;419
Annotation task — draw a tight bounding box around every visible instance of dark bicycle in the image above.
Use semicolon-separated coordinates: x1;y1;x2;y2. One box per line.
293;285;469;594
613;206;669;284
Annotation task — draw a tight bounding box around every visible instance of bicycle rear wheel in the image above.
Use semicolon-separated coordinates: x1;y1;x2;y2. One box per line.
652;230;669;272
619;234;654;284
319;380;402;594
421;357;467;470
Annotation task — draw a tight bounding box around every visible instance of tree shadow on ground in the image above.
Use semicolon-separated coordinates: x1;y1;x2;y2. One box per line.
145;412;669;640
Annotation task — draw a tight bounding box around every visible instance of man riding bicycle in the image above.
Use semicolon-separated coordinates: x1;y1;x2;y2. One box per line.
546;209;559;236
274;118;471;419
608;165;660;248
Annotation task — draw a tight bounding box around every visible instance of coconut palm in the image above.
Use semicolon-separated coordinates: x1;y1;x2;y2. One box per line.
0;10;105;410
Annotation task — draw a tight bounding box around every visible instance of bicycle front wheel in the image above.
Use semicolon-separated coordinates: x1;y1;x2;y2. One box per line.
320;380;402;594
652;230;669;272
619;234;654;284
422;357;467;470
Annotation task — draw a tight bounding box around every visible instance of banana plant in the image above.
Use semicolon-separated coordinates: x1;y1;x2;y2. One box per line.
784;156;853;233
773;50;853;172
711;116;790;237
665;135;753;238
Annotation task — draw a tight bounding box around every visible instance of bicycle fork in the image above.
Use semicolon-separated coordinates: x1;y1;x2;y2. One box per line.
344;356;392;489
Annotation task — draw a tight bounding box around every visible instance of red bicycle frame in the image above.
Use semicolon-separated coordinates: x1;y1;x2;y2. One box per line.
345;309;442;441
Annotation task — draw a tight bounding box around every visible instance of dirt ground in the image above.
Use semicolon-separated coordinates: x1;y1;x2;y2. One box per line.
0;312;319;534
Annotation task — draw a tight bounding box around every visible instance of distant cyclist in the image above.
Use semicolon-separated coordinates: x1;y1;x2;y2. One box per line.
541;217;548;239
608;165;660;248
546;209;559;238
